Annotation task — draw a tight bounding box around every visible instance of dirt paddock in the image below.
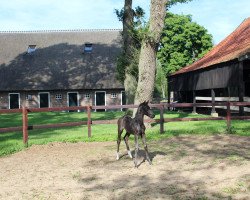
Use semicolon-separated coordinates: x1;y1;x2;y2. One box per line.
0;135;249;200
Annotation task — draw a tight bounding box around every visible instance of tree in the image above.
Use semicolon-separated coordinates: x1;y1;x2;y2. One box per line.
157;13;213;76
117;0;195;106
117;0;136;105
134;0;167;106
115;1;145;105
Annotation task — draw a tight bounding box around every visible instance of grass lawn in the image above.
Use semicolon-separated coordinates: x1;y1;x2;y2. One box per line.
0;110;249;156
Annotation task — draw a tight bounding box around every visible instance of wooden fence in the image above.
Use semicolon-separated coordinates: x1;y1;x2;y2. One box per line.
0;102;250;146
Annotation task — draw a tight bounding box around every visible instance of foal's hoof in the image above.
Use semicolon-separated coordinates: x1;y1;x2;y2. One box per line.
128;151;133;159
134;159;138;168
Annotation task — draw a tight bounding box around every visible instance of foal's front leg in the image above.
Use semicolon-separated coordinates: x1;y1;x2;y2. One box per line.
134;134;139;167
142;133;152;165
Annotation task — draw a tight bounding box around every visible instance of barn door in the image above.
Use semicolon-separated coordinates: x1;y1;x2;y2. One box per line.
9;93;20;109
68;92;78;107
39;92;50;108
95;91;106;111
121;91;126;111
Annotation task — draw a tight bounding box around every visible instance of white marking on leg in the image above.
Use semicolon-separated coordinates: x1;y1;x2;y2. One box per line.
128;150;132;159
116;152;120;160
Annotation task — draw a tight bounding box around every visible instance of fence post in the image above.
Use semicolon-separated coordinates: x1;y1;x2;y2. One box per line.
226;101;231;133
87;106;92;138
22;106;28;146
160;104;164;134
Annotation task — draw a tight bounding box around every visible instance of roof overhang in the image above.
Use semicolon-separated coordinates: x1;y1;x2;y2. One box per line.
238;52;250;61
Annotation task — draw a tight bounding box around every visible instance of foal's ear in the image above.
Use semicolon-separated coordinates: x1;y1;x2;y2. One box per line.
141;100;149;105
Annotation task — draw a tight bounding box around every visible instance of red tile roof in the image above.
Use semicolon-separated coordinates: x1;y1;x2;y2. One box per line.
172;17;250;76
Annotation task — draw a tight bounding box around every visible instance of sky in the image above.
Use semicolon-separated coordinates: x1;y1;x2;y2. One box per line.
0;0;249;44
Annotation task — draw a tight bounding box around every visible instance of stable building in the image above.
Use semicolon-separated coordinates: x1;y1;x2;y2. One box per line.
0;29;125;109
168;17;250;115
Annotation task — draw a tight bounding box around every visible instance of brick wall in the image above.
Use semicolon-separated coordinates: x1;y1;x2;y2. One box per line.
0;89;124;109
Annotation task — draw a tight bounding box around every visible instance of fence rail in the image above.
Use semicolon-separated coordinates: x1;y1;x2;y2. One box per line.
0;102;249;146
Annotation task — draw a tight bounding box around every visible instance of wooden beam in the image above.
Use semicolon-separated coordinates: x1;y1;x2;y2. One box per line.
87;106;92;138
192;90;197;114
211;89;216;114
238;61;245;115
22;106;28;147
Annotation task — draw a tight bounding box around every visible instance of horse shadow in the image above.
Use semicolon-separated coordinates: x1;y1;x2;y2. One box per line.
119;149;167;168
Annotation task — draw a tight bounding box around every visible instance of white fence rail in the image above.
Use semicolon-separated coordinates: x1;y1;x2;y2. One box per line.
195;96;250;112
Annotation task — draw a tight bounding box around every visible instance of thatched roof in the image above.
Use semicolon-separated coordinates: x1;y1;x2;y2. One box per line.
0;29;123;91
172;17;250;76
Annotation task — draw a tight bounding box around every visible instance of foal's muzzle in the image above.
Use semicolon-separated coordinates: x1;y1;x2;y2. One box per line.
148;111;155;119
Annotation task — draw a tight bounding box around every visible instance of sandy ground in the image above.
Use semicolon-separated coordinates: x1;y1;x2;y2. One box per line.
0;135;249;200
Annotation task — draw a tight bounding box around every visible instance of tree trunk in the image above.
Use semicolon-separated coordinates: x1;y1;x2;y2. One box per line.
134;0;167;106
124;73;137;105
123;0;137;105
134;42;156;105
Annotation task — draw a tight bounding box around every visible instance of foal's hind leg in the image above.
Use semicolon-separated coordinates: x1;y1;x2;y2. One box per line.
142;133;152;165
116;124;123;160
134;134;139;167
124;132;132;158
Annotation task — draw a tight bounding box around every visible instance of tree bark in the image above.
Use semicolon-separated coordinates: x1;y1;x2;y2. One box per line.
123;0;137;105
134;0;167;105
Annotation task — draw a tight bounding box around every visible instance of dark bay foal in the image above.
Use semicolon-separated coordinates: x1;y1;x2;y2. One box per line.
116;101;155;167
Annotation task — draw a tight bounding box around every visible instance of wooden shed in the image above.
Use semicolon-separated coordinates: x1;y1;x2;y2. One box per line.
168;18;250;115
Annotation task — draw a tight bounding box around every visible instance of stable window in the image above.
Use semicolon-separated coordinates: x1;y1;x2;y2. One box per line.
84;93;91;99
26;95;33;101
27;45;36;54
84;43;93;53
111;93;117;99
55;94;62;100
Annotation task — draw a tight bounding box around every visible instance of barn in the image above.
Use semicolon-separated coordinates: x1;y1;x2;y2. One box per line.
168;17;250;115
0;29;125;109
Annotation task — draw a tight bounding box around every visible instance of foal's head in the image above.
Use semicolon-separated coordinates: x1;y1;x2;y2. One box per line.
139;101;155;118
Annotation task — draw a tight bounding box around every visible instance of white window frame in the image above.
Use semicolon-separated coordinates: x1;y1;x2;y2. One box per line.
84;93;91;99
95;91;106;111
84;43;93;53
26;94;33;101
67;92;79;107
38;92;50;108
111;93;117;99
121;91;125;111
55;94;62;100
27;45;36;54
8;93;20;109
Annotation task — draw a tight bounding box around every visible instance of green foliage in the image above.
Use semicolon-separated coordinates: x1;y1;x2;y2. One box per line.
155;60;168;98
115;6;145;26
116;0;212;100
157;12;213;75
115;6;146;83
116;52;128;83
116;45;140;83
134;6;146;27
227;126;237;134
167;0;193;8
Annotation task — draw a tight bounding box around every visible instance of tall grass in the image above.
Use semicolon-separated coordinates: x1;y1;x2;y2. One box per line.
0;110;249;156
